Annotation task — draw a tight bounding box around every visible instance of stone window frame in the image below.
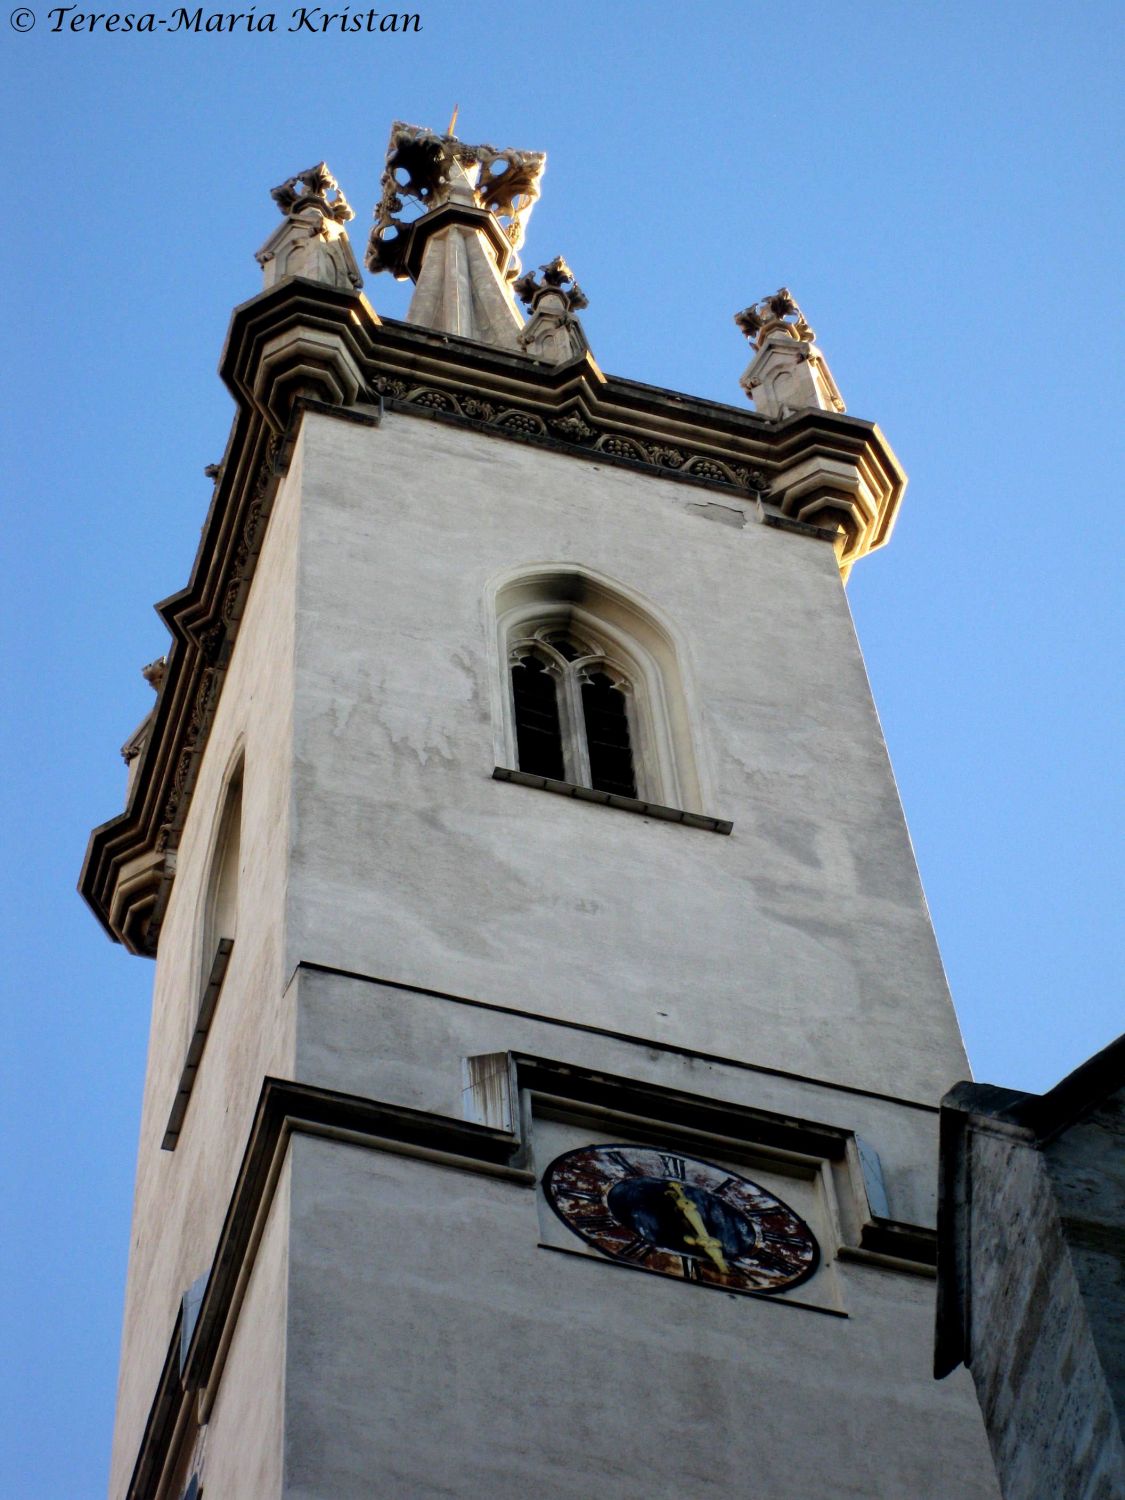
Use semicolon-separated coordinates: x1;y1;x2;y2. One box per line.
488;563;709;815
162;748;244;1151
198;753;243;1001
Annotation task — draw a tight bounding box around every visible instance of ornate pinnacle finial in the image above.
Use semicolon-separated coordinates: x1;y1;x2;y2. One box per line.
141;656;167;692
514;256;591;364
734;288;815;349
366;119;546;282
270;162;354;225
121;658;167;770
513;256;588;312
255;161;361;293
734;287;843;419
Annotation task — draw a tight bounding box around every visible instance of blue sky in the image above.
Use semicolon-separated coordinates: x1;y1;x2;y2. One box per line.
2;1;1122;1493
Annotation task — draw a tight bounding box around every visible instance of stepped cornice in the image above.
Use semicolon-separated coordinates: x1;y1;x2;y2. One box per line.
80;276;905;955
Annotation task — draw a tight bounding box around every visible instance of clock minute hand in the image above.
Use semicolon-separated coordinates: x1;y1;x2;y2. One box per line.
665;1181;730;1273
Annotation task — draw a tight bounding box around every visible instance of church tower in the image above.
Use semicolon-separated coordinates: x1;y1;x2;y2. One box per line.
84;125;999;1499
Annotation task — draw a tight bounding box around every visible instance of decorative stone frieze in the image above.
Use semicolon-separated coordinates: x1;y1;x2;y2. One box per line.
255;163;362;294
367;372;766;491
735;288;845;420
514;256;591;363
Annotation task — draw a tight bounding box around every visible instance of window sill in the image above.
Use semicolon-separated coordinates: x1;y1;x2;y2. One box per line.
161;937;233;1151
492;766;732;834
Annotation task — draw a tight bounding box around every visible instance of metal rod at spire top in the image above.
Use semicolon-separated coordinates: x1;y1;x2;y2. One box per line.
446;104;459;137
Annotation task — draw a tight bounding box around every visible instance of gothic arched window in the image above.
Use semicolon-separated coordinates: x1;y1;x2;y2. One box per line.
164;754;242;1150
492;566;710;816
202;761;242;975
510;628;638;798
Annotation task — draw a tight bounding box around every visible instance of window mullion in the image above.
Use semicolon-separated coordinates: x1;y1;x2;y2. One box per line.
562;667;591;785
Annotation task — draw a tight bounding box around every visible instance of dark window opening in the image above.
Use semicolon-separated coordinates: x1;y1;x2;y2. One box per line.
582;672;637;798
545;634;584;662
512;655;565;781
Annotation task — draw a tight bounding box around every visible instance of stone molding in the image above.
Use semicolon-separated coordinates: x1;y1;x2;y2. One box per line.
493;766;733;834
123;1040;940;1497
123;1072;529;1500
80;275;904;955
369;370;768;493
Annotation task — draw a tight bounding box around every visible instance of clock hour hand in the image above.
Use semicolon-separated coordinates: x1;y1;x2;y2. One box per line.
665;1181;730;1273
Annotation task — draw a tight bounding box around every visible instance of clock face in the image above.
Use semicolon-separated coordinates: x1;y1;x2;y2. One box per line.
543;1143;820;1294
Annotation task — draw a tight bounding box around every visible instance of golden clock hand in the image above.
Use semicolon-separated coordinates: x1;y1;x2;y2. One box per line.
665;1181;730;1273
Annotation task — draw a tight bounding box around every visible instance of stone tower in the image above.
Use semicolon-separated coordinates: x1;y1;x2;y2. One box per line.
84;127;999;1499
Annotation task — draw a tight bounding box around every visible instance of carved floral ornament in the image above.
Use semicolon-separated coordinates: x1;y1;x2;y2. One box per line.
513;256;589;312
367;373;766;491
366;120;546;279
734;288;816;349
255;162;363;294
269;162;354;225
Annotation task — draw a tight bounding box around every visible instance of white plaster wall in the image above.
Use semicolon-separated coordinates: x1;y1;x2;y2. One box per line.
282;1132;997;1500
109;399;982;1495
286;410;967;1105
203;1152;291;1499
294;968;943;1230
108;447;303;1497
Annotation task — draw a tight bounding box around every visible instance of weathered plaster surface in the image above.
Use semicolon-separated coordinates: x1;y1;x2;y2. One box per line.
203;1152;291;1498
108;441;302;1497
294;968;943;1229
110;403;992;1496
286;410;966;1104
282;1132;995;1500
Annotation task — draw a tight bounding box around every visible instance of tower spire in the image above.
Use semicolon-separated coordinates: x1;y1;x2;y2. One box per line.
365;119;545;350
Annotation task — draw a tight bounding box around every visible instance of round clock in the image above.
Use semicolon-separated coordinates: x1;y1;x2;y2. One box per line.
543;1143;820;1294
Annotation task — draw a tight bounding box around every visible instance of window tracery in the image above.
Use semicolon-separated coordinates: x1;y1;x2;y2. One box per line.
491;566;708;815
509;626;638;797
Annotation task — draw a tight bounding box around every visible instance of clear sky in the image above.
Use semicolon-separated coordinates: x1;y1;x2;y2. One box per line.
2;1;1121;1493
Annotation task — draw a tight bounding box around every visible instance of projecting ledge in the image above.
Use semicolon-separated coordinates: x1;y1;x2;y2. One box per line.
492;766;733;834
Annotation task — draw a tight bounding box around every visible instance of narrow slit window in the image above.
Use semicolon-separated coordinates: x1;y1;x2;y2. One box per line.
582;672;637;798
512;655;565;781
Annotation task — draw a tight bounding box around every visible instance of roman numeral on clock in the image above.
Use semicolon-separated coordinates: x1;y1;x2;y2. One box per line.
659;1153;687;1179
604;1150;642;1175
615;1235;652;1262
570;1209;614;1232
